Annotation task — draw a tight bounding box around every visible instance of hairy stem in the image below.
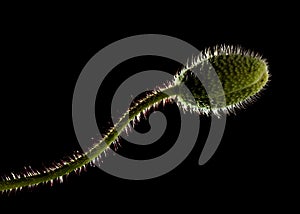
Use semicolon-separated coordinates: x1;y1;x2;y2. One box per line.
0;86;177;192
0;45;270;192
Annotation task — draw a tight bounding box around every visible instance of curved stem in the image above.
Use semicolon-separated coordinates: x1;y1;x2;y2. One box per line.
0;86;177;191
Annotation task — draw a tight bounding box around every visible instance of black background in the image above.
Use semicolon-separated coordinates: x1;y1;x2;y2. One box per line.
0;5;297;212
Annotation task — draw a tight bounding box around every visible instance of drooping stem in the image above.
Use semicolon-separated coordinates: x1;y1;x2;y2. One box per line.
0;85;178;192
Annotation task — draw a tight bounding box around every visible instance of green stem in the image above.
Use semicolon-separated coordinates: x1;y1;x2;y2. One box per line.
0;86;177;191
